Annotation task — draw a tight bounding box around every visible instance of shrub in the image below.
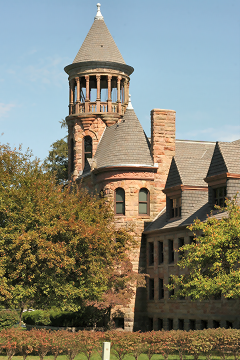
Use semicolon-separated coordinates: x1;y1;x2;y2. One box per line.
23;307;107;328
0;310;19;329
22;310;51;326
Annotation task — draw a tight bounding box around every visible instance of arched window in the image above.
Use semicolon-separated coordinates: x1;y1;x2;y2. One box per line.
115;188;125;215
139;188;150;215
70;138;74;173
84;136;92;167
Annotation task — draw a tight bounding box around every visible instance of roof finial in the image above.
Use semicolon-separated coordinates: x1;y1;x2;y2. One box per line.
127;94;134;110
95;3;104;20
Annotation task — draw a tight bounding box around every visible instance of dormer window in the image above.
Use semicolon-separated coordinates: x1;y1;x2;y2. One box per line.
214;186;226;207
170;197;181;218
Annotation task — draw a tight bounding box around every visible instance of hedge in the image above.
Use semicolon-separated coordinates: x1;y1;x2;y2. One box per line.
22;308;106;328
0;310;19;330
0;328;240;360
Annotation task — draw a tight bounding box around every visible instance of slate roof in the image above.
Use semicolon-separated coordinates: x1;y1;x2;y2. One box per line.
165;140;215;188
145;201;228;233
207;141;240;178
145;198;210;232
146;139;240;234
94;108;154;168
73;18;125;65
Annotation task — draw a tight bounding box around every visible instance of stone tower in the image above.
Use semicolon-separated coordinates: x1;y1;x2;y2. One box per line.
64;3;133;180
64;4;176;331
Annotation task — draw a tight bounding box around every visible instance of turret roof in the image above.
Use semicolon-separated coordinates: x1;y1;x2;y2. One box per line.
94;107;154;168
73;5;125;65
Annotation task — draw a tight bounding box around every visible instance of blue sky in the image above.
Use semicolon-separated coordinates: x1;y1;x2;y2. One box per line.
0;0;239;161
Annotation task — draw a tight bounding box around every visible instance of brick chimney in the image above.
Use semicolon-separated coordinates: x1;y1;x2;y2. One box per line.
150;109;176;212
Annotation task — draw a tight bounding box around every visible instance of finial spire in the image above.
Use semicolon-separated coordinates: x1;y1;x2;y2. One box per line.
127;94;134;110
94;3;104;20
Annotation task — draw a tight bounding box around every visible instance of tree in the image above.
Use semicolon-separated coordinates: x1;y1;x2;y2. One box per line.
169;196;240;300
44;139;68;184
44;120;68;184
0;144;142;321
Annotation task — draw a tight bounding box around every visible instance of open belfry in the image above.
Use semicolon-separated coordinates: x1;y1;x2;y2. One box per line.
64;4;240;331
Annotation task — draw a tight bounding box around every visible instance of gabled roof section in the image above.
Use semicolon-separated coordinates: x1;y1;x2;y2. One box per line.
165;140;215;188
165;158;182;188
94;108;154;169
73;18;125;65
145;196;210;233
207;141;240;178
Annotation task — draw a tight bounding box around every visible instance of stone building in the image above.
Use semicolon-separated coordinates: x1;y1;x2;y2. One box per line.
64;4;240;331
144;140;240;331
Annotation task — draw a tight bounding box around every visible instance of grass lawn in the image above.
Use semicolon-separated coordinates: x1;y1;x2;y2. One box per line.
0;355;235;360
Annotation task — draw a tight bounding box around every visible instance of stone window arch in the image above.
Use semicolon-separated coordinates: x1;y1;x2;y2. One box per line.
139;188;150;215
115;188;125;215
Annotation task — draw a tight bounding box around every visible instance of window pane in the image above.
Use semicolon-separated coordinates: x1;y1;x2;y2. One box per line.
84;136;92;157
116;188;125;202
139;203;147;214
116;202;124;214
85;153;92;159
139;189;148;202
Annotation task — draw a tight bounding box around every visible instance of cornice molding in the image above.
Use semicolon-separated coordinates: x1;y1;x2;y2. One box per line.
163;184;208;198
204;172;240;187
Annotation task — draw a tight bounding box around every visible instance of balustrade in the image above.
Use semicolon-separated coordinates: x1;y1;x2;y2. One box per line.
89;102;97;113
69;75;128;116
100;102;108;112
112;103;117;113
79;103;85;113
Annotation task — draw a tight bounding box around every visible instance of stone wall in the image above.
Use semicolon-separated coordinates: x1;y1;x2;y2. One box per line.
68;116;106;179
145;228;240;331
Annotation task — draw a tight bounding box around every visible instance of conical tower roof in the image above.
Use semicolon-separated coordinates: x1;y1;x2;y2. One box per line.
73;4;125;65
94;99;154;168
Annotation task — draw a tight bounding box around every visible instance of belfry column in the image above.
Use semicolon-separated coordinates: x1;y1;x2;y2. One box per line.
117;76;122;113
96;75;101;112
124;79;128;106
85;75;90;112
75;77;80;113
107;75;112;112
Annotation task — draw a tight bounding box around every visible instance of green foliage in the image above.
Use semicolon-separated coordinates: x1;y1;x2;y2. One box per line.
44;119;68;184
44;138;68;184
22;310;51;326
0;310;19;329
169;196;240;300
22;307;107;327
0;144;141;318
1;328;240;360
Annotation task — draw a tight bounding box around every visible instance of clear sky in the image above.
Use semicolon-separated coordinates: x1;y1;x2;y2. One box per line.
0;0;239;161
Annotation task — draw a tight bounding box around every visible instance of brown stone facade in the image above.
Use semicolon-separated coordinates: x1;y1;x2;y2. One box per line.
145;228;239;331
66;108;176;331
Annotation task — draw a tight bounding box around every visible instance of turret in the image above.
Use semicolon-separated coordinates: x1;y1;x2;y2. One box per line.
64;4;134;179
